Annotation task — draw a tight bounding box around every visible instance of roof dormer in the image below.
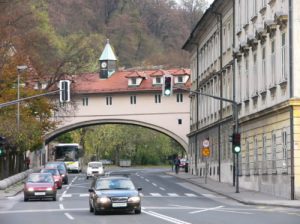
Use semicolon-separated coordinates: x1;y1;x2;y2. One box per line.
125;71;146;87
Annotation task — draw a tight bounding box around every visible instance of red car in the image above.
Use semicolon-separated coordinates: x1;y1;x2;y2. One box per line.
24;173;57;201
40;168;63;189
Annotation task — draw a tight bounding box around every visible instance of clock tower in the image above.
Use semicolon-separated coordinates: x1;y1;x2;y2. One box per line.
99;39;117;79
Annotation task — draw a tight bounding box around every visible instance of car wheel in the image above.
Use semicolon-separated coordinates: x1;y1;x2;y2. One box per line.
134;208;141;214
93;202;100;215
86;176;89;180
24;196;28;202
53;196;57;201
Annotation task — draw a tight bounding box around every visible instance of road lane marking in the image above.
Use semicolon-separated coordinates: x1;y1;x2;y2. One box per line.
160;187;166;191
59;204;64;210
143;210;191;224
168;193;179;197
189;206;224;214
184;193;197;197
145;179;150;182
201;193;225;198
79;194;89;197
152;183;157;187
217;209;252;215
62;194;72;198
64;213;74;220
150;193;162;197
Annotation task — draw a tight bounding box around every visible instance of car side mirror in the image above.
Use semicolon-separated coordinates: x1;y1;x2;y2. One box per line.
88;188;94;193
137;187;142;191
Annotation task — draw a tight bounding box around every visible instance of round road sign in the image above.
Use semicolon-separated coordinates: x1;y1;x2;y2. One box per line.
203;139;209;148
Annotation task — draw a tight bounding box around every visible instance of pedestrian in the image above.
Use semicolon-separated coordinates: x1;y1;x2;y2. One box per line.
25;157;30;169
174;156;180;174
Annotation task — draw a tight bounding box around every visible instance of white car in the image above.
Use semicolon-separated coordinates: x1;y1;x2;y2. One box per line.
86;162;104;179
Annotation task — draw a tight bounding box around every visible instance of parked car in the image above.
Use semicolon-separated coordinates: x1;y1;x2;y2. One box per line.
86;161;104;179
40;168;63;189
88;176;142;215
23;173;57;201
99;159;113;165
45;161;69;184
179;158;186;168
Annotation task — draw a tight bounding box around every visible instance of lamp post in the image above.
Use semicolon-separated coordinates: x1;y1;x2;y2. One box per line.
16;65;28;131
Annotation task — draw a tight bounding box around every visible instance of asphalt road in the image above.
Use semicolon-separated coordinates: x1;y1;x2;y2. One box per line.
0;167;299;224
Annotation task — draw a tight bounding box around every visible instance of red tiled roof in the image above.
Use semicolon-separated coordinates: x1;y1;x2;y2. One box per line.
73;68;190;94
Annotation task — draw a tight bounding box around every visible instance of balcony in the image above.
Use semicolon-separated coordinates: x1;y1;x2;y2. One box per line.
274;11;288;29
247;34;258;50
232;48;242;60
239;41;250;55
255;27;268;44
264;20;277;37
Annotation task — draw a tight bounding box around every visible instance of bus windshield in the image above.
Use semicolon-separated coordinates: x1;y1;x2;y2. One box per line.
55;144;81;162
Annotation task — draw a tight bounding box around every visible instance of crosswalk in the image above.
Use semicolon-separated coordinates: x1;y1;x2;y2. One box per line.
58;192;225;199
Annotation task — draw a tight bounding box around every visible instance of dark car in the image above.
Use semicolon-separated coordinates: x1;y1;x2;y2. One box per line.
45;161;69;184
40;168;63;189
24;173;57;201
88;176;142;215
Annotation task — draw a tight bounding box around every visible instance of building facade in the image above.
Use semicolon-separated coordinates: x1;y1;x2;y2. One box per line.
184;0;300;199
183;0;234;183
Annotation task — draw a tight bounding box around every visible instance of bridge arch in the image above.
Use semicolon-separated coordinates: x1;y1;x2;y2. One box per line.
44;119;188;152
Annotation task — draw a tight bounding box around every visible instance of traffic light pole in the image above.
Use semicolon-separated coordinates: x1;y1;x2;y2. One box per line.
178;87;240;193
0;90;60;108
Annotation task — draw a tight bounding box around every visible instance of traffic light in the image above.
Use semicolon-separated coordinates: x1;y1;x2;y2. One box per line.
59;80;71;102
232;133;241;154
0;136;5;157
163;75;173;96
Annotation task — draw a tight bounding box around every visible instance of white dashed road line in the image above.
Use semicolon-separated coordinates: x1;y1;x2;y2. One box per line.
64;212;74;220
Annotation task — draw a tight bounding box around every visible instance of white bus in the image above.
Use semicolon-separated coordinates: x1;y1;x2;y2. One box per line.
54;143;83;173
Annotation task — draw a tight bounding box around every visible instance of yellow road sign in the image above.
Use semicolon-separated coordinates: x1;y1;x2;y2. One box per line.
202;147;210;157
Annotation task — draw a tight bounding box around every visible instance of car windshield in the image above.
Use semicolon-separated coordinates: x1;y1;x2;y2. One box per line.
27;174;53;183
46;163;65;171
41;169;59;176
96;179;135;190
88;162;102;168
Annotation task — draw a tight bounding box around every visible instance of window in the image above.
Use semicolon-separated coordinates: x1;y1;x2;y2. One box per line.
155;77;162;84
245;57;249;99
282;130;287;161
131;78;137;85
253;53;258;93
271;133;277;172
154;94;161;103
177;76;184;83
262;135;267;173
254;137;259;174
246;140;250;175
176;93;183;103
262;47;267;90
82;97;88;106
106;96;112;105
130;95;136;104
281;33;288;81
227;22;231;49
178;119;182;125
271;39;276;86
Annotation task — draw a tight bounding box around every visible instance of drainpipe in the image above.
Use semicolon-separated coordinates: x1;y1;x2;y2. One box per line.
213;11;223;183
196;44;199;175
288;0;295;200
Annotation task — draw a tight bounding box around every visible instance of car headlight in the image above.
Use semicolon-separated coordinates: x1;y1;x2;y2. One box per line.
27;187;34;192
46;187;53;191
128;196;141;203
61;174;65;177
96;197;111;204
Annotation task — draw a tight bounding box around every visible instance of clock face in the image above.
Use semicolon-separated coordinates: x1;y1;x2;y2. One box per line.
101;62;107;68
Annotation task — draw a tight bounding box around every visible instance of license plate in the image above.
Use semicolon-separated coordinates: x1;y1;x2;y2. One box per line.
34;192;46;196
112;203;127;208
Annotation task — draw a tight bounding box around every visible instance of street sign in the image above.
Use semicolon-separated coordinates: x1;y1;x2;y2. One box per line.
202;139;209;147
202;147;210;157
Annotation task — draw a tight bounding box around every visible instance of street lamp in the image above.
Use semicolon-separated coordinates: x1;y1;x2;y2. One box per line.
16;65;28;131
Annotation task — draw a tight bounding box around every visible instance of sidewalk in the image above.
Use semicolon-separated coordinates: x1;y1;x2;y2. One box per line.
167;171;300;208
0;181;24;200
